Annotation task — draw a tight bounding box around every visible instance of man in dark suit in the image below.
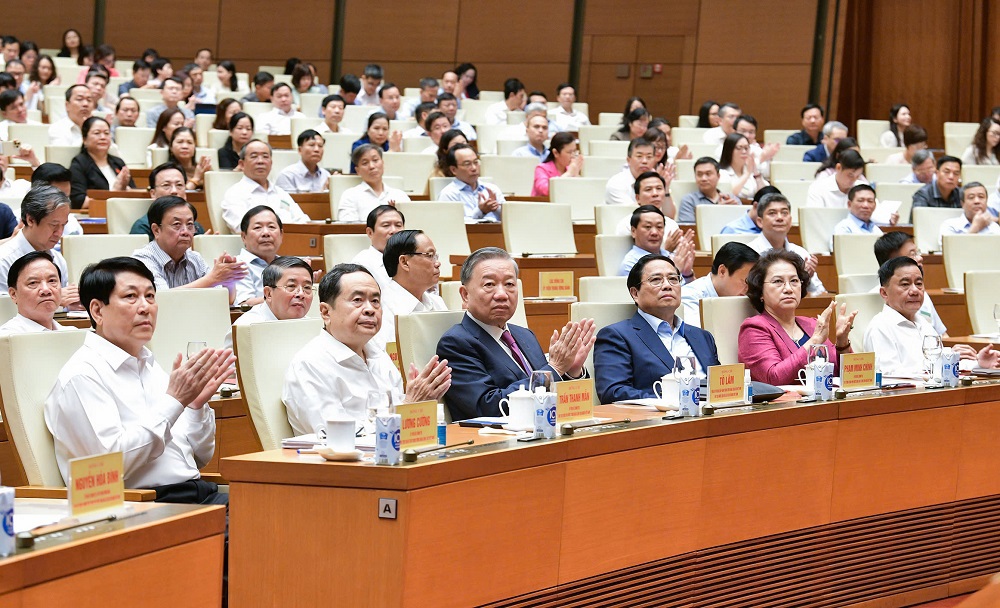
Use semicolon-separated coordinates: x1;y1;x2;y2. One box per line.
436;247;596;420
594;253;721;404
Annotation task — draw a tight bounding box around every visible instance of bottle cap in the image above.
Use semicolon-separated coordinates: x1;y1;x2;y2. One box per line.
437;403;445;418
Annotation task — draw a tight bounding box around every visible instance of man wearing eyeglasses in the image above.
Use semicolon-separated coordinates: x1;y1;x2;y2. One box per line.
374;229;447;348
220;139;310;233
439;143;504;222
594;253;721;404
224;256;313;350
132;196;248;303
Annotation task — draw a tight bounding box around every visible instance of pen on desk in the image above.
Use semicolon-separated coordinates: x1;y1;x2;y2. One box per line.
521;252;574;258
297;448;318;454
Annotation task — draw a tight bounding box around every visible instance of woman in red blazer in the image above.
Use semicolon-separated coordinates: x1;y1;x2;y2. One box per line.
738;249;857;385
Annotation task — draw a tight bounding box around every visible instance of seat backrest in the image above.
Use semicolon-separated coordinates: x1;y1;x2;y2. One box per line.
597;112;619;126
570;302;636;373
149;146;169;168
193;234;244;262
196;147;220;171
942;234;1000;289
268;150;299;182
549;177;607;221
580;155;625;180
578;276;631;303
798;207;848;254
9;124;51;164
502;202;576;256
835;292;885;349
589;140;630;157
299;94;327;120
290;116;323;141
595;204;633;235
395;310;465;379
195;113;215;147
0;330;87;486
0;294;16;325
772;180;811;221
944;122;979;140
393;201;470;279
671;127;708;146
962;164;1000;187
856;119;890;148
838;273;879;295
44;145;81;170
234;317;323;450
146;288;233;363
964;270;1000;335
204;170;244;234
769;161;822;182
944;134;970;157
382;152;435;195
668;181;698;218
496;138;528;156
595;234;632;276
473;124;505;155
912;206;963;253
874;182;921;223
773;145;816;162
107;197;153;235
62;234;150;283
577;125;618;152
480;156;539;196
695;204;750;250
429;177;453;201
699;296;756;364
324;234;371;267
859;147;904;163
832;233;880;275
242;101;272;121
116;127;156;167
763;129;798;144
710;233;757;258
866;163;912;184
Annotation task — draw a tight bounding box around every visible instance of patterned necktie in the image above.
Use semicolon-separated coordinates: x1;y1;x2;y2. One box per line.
500;329;533;375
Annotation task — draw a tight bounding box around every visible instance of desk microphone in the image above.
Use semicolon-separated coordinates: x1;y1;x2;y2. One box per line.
560;418;631;436
402;440;475;462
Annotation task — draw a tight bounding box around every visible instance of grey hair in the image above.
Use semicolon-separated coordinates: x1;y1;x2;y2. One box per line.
911;148;934;167
238;138;272;161
460;247;519;285
823;120;847;136
20;185;69;225
524;103;548;120
756;192;790;217
262;256;313;288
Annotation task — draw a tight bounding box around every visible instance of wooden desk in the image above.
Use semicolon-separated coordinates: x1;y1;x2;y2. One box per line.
222;384;1000;607
0;499;225;607
450;253;597;297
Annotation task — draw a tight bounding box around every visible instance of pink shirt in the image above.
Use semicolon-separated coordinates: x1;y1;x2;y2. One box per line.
531;160;561;197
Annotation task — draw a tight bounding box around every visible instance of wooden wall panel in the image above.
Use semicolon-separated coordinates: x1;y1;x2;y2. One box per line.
103;0;220;61
583;0;700;36
456;0;573;66
217;0;333;62
343;0;459;63
1;2;96;51
694;0;817;64
691;65;814;133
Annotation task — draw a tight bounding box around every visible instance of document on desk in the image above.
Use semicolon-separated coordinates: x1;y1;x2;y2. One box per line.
871;199;901;225
614;398;678;410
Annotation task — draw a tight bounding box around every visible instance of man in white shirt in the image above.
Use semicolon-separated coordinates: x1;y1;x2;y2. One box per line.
374;229;447;347
0;89;40;139
680;242;759;327
234;205;283;306
614;171;682;236
224;256;314;350
315;94;352;135
351;205;404;293
831;184;886;250
282;264;452;435
275;129;330;193
551;83;590;132
355;64;383;107
618;204;694;277
371;82;408;121
702;102;740;145
132;196;246;302
418;111;452;154
439;144;504;222
510;113;549;162
939;181;1000;248
806;149;867;208
873;231;948;336
48;85;93;146
0;150;35;204
403;102;436;140
605;139;659;206
145;77;194;129
437;93;476;140
0;186;76;307
221;139;311;233
257;83;304;136
0;250;67;334
45;256;234;502
337;144;410;222
864;256;998;377
485;78;526;125
748;193;827;294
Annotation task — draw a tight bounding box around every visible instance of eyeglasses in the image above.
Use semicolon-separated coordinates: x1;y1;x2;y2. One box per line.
644;274;682;288
767;278;802;289
278;283;314;294
407;252;439;261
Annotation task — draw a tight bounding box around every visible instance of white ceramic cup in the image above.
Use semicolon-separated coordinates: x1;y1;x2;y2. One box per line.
325;417;356;452
652;374;679;407
498;393;535;429
796;364;815;392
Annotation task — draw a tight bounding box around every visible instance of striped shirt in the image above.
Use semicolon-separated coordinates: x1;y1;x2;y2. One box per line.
132;240;209;290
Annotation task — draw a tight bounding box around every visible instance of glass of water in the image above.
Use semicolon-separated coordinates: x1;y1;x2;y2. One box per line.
921;334;943;382
186;341;208;360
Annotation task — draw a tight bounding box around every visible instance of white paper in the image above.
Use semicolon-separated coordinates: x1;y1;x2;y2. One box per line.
872;199;902;225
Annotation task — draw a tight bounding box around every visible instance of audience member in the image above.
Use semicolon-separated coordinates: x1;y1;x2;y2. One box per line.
111;96;140;139
241;71;274;103
938;181;1000;248
349;112;401;173
885;124;928;165
511;112;549;162
316;94;351;134
680;242;760;327
912;155;962;208
747;193;826;294
531;132;582;197
373;229;447;347
48;84;93;146
355;64;383;106
145;76;194;128
803;120;848;162
696;100;718;128
0;251;66;334
167;127;211;191
0;89;39;140
214;61;242;97
338;144;410;222
786;103;825;145
961;118;1000;166
618;202;693;277
873;231;947;335
0;186;75;305
437;92;476;140
551;83;590;131
257;82;304;135
439;143;504;222
234;205;284;306
676;157;740;223
430;129;468;178
224;256;314;350
275;129;330;193
880;104;911;147
720;185;777;235
351;204;405;292
605;138;662;205
806;149;867;208
218;111;253;170
129;163;206;239
221;139;309;232
611;107;651;142
719;132;768;198
338;73;360;105
902;149;936;184
418;111;452;154
702;102;740;145
69;117;134;209
485;78;526;125
831;184;886;247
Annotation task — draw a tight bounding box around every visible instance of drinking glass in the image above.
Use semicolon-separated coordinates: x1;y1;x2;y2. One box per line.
186;341;208;360
529;370;553;393
993;304;1000;338
921;334;943;382
365;391;389;435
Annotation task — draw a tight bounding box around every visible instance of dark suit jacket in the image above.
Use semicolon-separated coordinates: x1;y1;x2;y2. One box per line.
69;151;135;209
802;143;828;163
436;315;563;420
594;311;720;404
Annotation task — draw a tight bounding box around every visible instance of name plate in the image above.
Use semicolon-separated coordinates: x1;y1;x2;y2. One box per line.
69;452;124;516
396;400;438;450
840;352;876;389
385;342;404;379
556;378;595;423
538;271;574;298
708;363;745;405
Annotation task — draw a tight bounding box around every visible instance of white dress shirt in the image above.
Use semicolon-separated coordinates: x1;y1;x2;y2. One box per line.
938;214;1000;248
234;248;269;305
374;279;447;348
605;169;637;205
806;172;862;208
748;234;826;295
485;102;511;125
551;107;590;132
337;181;411;222
275;160;331;194
702;126;726;146
0;314;65;334
256;107;305;136
45;332;216;488
221;175;310;233
223;301;277;350
863;303;938;378
48;118;83;147
679;275;718;328
719;166;769;199
355;90;380;107
351;245;391;293
0;232;70;291
315;122;353;135
282;330;403;436
0;178;31;200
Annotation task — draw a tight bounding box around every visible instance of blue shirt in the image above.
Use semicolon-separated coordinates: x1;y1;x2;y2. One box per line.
676;190;718;224
831;213;882;250
438;178;505;222
511;144;547;163
720;212;761;235
636;308;702;375
618;244;666;276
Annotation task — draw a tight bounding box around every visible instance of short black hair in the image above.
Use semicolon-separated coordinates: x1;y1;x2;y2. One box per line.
503;78;524;99
877;256;922;287
262;256;312;288
296;128;322;147
366;204;404;230
712;242;759;275
745;249;809;313
627;137;654;157
30;163;71;186
445;143;475;168
253;71;274;87
7;250;59;290
161;75;184;89
270;82;291;96
80;257;156;329
694;156;720;173
351;143;382;167
147;195;193;227
630;204;664;229
321;93;346;108
0;89;22;111
378;82;398;98
873;231;914;266
626;254;678;293
318;263;374;304
64;83;89;101
632;171;665;194
383;229;423;277
937;155;962;169
363;64;383;79
756;192;790;218
847;183;876;201
801;103;824;118
132;59;150;72
753;185;782;204
148;162;188;189
338;74;361;95
556;82;574;95
240;205;283;233
437;92;457;104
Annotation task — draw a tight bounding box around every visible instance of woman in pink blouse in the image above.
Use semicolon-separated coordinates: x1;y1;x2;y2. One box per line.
531;132;583;197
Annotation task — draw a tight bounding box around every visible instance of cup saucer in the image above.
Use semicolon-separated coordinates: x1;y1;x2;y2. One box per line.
314;447;363;462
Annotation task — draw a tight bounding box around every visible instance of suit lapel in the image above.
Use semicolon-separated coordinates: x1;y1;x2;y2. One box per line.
462;316;526;379
630;313;675;370
679;325;710;369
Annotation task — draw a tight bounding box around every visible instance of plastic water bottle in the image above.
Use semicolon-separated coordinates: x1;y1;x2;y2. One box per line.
874;356;883;388
533;387;557;439
436;404;447;446
0;486;14;557
743;369;753;405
